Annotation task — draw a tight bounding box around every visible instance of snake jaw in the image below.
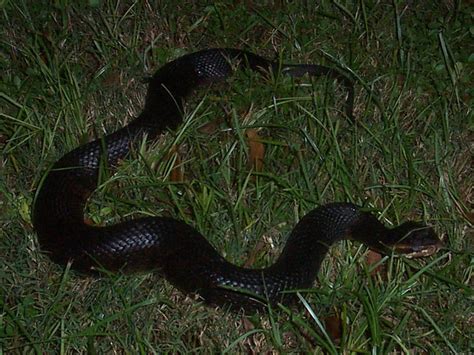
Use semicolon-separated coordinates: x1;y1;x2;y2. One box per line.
388;222;443;258
391;241;443;258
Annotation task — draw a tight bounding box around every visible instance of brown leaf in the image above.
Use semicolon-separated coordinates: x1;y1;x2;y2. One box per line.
243;239;267;268
324;314;342;343
198;116;225;135
84;217;95;226
466;211;474;224
245;129;264;172
167;145;184;182
102;71;121;88
366;250;385;276
242;317;254;332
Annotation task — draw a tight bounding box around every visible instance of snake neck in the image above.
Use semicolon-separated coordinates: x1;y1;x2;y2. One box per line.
197;203;371;307
202;202;427;309
271;203;361;273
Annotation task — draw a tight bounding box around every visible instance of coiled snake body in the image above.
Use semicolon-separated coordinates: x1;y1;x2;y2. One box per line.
33;49;441;309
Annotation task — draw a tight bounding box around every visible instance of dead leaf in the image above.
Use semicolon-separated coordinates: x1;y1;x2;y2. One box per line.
366;250;385;276
167;145;184;182
84;217;95;226
102;71;121;88
324;314;342;343
246;129;264;172
243;239;267;268
198;116;225;135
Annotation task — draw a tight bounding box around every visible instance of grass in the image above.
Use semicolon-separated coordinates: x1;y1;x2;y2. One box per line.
1;0;472;353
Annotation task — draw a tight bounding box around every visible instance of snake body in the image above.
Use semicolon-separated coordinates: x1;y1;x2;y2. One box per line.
33;49;441;309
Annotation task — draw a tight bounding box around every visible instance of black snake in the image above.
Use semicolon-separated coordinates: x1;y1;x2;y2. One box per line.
33;49;441;310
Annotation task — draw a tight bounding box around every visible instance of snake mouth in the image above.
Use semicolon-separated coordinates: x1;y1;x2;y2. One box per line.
392;240;444;258
383;222;443;258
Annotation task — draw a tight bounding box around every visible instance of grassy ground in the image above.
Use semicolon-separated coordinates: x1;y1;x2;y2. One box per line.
1;0;472;353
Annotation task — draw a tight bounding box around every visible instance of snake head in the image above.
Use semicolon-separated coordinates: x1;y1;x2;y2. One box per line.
387;221;443;258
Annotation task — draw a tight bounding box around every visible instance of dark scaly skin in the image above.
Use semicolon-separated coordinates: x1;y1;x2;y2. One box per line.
33;48;441;310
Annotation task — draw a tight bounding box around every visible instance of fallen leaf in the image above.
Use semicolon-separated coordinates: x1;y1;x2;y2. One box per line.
167;145;184;182
243;239;267;268
198;116;225;135
324;313;342;343
84;217;95;226
366;250;385;276
246;128;264;172
102;71;121;88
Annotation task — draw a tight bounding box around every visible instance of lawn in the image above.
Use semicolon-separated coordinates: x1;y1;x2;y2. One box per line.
1;1;472;353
